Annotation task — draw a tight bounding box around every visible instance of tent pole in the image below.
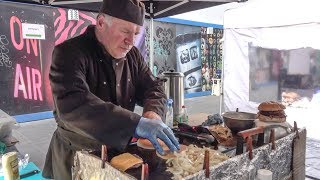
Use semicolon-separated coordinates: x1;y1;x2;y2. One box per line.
149;17;154;74
219;47;224;115
219;28;225;114
153;0;188;17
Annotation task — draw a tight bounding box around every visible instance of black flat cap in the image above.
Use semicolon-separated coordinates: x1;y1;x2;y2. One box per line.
100;0;145;26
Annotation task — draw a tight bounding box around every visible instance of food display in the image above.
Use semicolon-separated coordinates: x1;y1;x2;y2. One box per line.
165;144;229;179
208;125;232;141
257;101;286;122
74;109;300;180
207;125;236;147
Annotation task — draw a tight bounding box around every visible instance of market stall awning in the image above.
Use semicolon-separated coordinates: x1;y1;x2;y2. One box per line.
3;0;243;18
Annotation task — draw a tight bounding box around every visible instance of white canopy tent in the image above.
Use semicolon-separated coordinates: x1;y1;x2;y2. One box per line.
223;0;320;141
170;0;320;140
172;2;320;177
223;0;320;112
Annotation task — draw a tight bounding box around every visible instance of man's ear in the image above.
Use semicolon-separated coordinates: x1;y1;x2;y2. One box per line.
96;15;105;30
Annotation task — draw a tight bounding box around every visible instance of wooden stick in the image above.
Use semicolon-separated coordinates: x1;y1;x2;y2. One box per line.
141;163;149;180
203;150;209;178
236;136;244;155
101;145;107;169
238;126;264;139
294;121;299;138
269;129;275;150
247;136;253;160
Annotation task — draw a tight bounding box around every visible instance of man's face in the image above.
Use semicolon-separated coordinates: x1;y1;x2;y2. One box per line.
97;15;142;59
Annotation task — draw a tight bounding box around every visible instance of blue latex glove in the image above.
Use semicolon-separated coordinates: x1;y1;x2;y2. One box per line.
135;117;180;155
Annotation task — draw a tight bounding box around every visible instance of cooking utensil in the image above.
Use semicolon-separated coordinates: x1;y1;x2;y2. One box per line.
222;111;257;133
173;123;219;148
20;169;40;179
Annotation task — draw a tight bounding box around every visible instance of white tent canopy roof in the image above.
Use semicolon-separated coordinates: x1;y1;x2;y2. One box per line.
170;2;243;25
224;0;320;28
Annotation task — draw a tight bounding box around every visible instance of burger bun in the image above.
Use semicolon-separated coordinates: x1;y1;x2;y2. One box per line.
137;138;167;150
258;101;285;111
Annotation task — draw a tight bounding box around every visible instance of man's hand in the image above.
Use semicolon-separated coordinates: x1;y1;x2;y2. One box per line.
135;117;180;155
143;111;161;120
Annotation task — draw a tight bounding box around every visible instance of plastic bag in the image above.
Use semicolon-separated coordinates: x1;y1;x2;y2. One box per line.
0;153;30;177
0;109;16;140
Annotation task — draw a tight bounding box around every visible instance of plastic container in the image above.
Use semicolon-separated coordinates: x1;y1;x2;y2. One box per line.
180;105;189;124
0;109;16;141
256;169;272;180
165;99;174;128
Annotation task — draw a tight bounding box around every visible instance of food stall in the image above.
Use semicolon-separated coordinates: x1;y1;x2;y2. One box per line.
72;104;306;180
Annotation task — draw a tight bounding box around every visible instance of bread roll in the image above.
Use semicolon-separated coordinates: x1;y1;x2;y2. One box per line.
110;153;143;172
137;138;167;150
258;101;285;111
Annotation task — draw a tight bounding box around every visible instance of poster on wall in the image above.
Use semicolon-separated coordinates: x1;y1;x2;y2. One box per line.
53;8;97;46
0;2;55;115
175;33;202;93
53;8;146;51
175;24;202;93
200;27;223;92
144;20;175;76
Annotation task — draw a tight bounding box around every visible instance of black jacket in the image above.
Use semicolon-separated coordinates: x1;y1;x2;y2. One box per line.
43;25;166;179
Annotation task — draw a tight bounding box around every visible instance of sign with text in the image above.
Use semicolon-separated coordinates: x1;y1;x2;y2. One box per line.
22;23;45;40
0;2;54;115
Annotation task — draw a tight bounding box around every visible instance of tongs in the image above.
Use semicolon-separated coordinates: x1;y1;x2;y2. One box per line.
174;123;219;149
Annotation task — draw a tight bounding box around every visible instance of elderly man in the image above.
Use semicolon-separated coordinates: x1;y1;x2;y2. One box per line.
42;0;179;179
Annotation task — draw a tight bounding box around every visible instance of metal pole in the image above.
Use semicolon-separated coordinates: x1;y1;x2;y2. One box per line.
149;17;154;73
219;39;224;115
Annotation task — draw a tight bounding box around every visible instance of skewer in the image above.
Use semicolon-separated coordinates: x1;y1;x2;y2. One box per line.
101;145;107;169
203;150;209;178
269;129;275;150
141;163;149;180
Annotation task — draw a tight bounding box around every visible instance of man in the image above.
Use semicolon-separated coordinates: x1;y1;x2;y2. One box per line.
43;0;180;179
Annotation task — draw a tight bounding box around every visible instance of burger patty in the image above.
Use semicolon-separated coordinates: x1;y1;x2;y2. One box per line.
259;110;286;118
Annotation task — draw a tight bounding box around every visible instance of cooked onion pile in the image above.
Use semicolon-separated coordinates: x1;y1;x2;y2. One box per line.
166;144;229;179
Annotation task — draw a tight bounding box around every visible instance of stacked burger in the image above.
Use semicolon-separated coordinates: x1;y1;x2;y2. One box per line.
257;101;286;123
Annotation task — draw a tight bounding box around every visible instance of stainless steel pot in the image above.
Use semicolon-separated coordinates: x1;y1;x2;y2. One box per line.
222;111;257;133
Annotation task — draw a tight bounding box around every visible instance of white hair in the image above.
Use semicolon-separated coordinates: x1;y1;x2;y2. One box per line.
99;13;113;27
